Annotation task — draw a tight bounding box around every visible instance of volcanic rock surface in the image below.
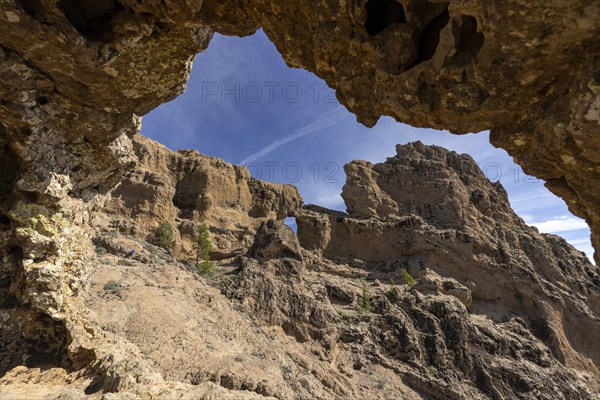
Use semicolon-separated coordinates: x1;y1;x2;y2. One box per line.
2;137;599;399
1;1;600;399
1;0;598;261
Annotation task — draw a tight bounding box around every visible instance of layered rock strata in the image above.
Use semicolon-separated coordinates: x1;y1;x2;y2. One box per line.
1;138;598;399
1;0;598;261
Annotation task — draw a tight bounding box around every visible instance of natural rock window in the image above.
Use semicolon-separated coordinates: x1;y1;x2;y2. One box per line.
365;0;407;36
1;3;599;397
284;216;298;233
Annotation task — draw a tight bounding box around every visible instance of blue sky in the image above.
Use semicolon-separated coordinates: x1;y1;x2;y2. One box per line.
142;30;594;261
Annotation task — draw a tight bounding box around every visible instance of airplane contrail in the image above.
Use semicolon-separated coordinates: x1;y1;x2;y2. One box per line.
239;106;349;165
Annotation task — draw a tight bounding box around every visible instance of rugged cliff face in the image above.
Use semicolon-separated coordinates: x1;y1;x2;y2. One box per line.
299;142;600;375
97;136;302;259
1;1;599;398
1;137;598;399
1;0;598;262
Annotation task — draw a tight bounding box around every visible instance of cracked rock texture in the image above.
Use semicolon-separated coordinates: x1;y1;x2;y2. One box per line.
0;0;598;261
1;0;600;399
300;142;600;376
2;137;599;399
97;136;302;260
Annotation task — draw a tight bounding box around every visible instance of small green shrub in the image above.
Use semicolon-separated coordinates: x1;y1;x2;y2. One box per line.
118;259;134;267
358;281;373;313
103;280;122;293
197;260;214;276
401;269;415;286
95;246;108;256
194;216;213;275
156;220;174;250
369;373;386;390
280;365;292;378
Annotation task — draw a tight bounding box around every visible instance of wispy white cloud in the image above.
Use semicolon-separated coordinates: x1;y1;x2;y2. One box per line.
312;190;345;211
510;194;549;203
239;106;349;165
568;238;594;246
526;216;589;233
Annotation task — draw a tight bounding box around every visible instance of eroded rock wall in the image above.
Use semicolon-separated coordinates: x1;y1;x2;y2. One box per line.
198;0;600;262
1;0;598;260
297;142;600;376
1;134;599;398
96;135;302;259
1;0;599;398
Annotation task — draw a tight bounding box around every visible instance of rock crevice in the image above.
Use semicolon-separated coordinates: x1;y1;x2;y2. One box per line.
1;1;600;398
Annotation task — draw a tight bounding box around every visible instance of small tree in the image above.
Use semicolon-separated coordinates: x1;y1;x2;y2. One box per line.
157;220;174;250
358;281;373;313
195;216;214;275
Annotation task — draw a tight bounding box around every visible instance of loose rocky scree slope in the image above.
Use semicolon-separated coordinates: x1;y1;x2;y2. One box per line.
1;136;598;399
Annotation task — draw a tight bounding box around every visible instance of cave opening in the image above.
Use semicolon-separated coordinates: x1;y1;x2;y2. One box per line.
365;0;407;36
140;30;594;261
457;15;484;56
1;4;598;397
57;0;125;42
408;8;450;70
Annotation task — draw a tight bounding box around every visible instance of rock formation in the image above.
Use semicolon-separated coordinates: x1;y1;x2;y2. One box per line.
1;1;600;398
1;0;598;262
299;142;600;377
2;137;598;399
97;136;302;259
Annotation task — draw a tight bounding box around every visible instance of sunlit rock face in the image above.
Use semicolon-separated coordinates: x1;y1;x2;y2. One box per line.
298;142;600;379
98;136;302;259
86;140;591;398
1;0;598;261
4;135;599;399
199;0;600;263
0;1;599;399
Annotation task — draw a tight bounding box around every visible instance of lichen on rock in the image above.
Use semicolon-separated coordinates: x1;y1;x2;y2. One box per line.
0;0;599;398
